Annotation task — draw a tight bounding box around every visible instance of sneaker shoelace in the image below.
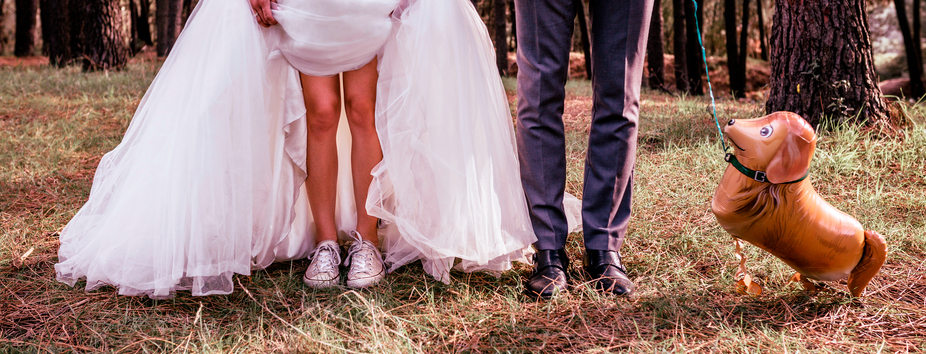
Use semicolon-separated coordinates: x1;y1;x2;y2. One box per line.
308;242;340;275
345;232;379;276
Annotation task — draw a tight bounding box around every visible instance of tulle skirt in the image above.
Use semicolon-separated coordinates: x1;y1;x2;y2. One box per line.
55;0;575;298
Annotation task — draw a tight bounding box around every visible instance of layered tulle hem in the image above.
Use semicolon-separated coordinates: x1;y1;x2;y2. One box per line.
54;0;559;298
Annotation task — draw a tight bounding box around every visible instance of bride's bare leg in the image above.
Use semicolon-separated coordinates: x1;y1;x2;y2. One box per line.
300;73;341;244
343;58;383;244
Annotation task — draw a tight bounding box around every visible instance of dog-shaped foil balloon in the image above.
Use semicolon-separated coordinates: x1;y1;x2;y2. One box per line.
711;111;887;297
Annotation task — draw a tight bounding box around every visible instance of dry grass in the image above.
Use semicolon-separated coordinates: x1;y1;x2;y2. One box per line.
1;56;925;353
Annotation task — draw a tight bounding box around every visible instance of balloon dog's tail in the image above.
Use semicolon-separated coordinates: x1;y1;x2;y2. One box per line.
847;230;887;297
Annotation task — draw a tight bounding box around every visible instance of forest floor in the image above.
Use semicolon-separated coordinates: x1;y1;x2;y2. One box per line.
1;55;925;353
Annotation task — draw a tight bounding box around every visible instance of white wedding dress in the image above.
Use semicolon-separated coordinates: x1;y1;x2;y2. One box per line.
55;0;580;299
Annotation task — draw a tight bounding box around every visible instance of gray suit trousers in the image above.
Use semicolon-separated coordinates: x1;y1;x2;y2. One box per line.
515;0;653;251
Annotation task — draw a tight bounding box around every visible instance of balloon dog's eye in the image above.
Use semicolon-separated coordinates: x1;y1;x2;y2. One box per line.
759;126;773;138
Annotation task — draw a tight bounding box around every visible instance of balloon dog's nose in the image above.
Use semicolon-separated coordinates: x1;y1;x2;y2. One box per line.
727;119;735;126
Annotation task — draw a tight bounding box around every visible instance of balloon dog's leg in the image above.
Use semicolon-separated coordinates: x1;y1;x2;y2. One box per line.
847;230;887;297
789;272;818;292
733;238;762;295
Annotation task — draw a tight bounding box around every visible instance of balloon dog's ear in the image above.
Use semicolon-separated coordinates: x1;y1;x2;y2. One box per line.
766;114;817;184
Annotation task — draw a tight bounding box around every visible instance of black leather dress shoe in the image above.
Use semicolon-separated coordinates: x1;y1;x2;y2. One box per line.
584;250;634;296
525;249;569;299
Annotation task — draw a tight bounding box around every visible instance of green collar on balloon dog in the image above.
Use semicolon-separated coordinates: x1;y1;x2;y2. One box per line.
724;153;808;184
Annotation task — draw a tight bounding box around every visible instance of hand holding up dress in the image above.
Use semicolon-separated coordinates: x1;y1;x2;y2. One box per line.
249;0;278;27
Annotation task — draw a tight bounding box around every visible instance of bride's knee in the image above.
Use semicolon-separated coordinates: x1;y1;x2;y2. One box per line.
344;98;375;131
306;100;342;134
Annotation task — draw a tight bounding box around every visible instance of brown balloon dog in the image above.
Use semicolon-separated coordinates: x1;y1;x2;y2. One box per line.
711;111;886;297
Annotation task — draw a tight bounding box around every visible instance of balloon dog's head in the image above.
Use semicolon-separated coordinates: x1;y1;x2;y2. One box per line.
724;111;817;184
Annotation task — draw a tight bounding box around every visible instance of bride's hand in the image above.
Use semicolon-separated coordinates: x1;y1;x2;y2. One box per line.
249;0;278;27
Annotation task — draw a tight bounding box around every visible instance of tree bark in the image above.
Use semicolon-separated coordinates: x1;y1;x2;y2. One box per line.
895;0;925;99
156;0;182;57
508;0;516;53
684;0;704;95
40;0;74;66
647;0;665;89
14;0;39;57
767;0;889;127
914;0;921;73
76;0;129;70
737;0;750;93
724;0;743;97
672;0;689;92
757;0;768;61
130;0;139;51
494;0;508;76
0;0;5;55
182;0;192;23
128;0;153;53
68;0;83;59
156;0;166;55
575;0;592;79
138;0;153;45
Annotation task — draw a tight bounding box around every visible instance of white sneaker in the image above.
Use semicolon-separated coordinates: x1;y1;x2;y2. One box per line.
344;231;385;288
304;240;341;288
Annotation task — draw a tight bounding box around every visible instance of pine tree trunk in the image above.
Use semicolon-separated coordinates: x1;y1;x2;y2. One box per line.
182;0;192;23
647;0;665;89
156;0;182;57
68;0;83;58
723;0;743;97
894;0;924;99
14;0;39;57
130;0;139;51
575;0;592;79
737;0;749;95
508;0;516;53
757;0;768;61
40;0;74;66
168;0;182;51
138;0;153;45
156;0;166;55
494;0;508;76
76;0;129;70
684;0;704;95
0;0;5;55
766;0;889;127
894;0;923;98
672;0;689;92
914;0;921;72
